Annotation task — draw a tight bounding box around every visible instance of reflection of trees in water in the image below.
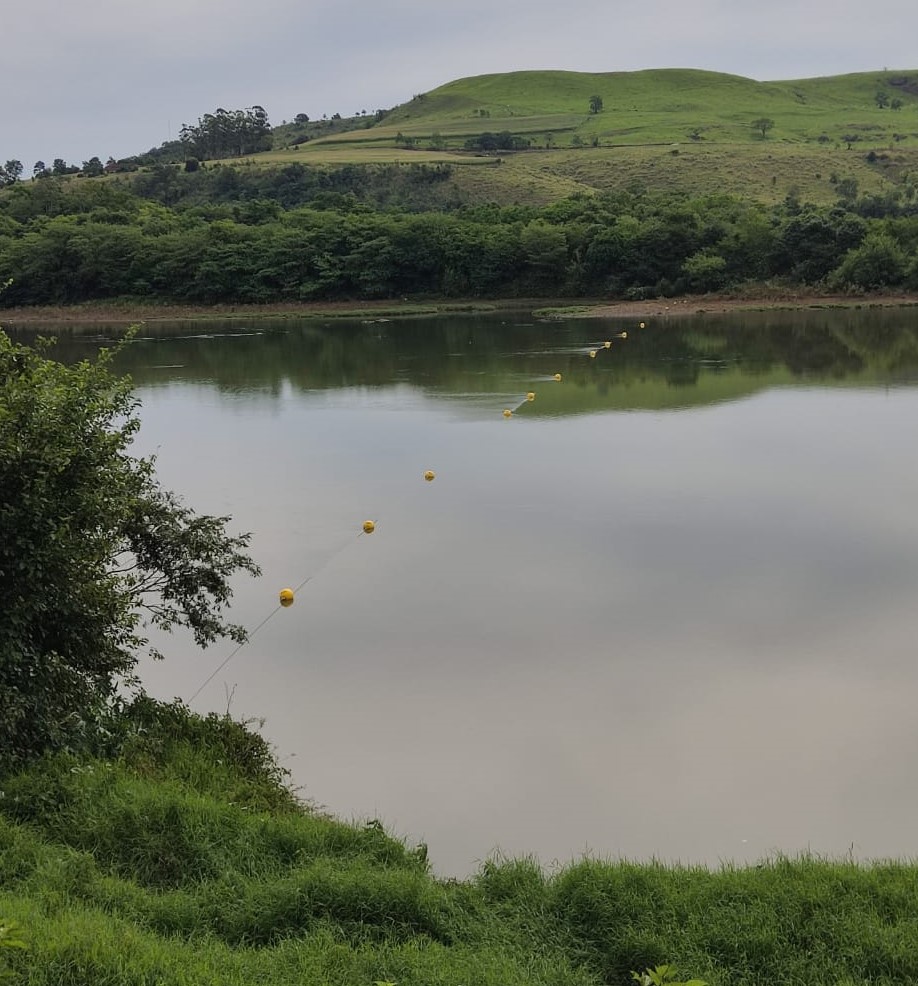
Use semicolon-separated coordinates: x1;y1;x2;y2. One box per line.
663;360;701;387
14;308;918;414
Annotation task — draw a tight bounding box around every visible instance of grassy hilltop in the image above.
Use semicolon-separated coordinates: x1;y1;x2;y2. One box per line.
3;698;918;986
252;67;918;206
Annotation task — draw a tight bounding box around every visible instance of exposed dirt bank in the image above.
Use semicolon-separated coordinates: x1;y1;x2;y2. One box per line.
0;301;497;325
1;293;916;325
563;293;918;319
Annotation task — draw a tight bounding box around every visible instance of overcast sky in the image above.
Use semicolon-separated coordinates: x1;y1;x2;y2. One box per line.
5;0;918;170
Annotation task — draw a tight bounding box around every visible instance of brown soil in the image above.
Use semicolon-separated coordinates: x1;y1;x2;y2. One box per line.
566;292;918;319
0;300;465;325
1;293;916;325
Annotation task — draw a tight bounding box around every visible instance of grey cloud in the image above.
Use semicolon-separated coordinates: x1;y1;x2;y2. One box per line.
5;0;918;168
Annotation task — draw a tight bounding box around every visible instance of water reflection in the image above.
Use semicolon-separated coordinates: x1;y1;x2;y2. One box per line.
8;309;918;875
11;307;918;414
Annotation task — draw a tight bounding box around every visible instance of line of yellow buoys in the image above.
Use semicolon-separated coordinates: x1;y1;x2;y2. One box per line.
189;319;645;700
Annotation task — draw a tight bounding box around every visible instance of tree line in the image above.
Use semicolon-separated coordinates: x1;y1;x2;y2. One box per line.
1;167;918;306
0;105;277;191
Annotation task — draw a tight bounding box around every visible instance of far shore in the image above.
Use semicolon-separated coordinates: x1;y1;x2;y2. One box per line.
554;291;918;319
1;291;917;325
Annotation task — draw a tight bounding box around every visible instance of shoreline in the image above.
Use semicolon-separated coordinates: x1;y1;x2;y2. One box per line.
554;291;918;319
1;291;917;324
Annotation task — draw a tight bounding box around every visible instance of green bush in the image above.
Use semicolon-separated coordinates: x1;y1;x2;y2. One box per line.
830;231;908;289
0;333;259;766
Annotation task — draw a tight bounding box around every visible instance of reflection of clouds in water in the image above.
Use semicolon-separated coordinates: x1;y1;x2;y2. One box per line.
130;322;918;877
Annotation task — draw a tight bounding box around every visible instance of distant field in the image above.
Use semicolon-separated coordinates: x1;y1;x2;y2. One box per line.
234;146;497;166
377;68;918;146
170;67;918;208
314;113;587;143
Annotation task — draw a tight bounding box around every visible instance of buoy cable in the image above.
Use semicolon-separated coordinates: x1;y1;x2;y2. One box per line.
187;527;369;703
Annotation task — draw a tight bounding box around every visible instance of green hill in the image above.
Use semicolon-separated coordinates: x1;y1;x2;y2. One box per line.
375;68;918;144
249;67;918;206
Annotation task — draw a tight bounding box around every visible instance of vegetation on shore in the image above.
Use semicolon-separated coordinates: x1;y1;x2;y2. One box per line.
2;169;918;311
2;696;918;986
0;330;260;765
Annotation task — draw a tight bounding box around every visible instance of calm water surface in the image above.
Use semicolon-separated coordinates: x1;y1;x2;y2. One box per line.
21;309;918;875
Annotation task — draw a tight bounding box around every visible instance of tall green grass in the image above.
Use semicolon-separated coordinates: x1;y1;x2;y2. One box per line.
3;698;918;985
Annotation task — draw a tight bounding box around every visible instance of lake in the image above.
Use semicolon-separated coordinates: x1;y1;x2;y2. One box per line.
14;307;918;876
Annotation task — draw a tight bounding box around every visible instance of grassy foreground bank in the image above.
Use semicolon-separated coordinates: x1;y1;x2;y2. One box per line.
1;700;917;986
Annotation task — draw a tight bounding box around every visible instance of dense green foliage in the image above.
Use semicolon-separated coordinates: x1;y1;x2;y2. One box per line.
1;168;918;307
2;697;918;985
0;332;260;766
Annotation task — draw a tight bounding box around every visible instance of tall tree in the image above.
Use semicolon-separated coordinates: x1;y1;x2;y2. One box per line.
1;160;23;185
82;156;104;177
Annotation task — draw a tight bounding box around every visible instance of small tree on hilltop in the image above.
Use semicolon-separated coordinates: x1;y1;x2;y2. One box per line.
1;160;23;185
0;330;260;765
752;117;774;139
81;156;104;177
589;95;604;114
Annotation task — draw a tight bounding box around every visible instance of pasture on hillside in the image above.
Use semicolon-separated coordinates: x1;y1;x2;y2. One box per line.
219;68;918;207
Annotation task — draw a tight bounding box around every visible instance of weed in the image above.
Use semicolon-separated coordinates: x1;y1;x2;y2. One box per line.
0;919;26;981
632;964;707;986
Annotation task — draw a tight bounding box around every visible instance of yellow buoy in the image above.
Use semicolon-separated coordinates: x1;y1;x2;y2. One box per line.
503;408;513;417
424;470;436;482
363;520;376;534
526;392;535;401
604;341;612;349
279;587;294;607
553;373;562;382
589;350;597;358
639;321;646;329
618;331;628;339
